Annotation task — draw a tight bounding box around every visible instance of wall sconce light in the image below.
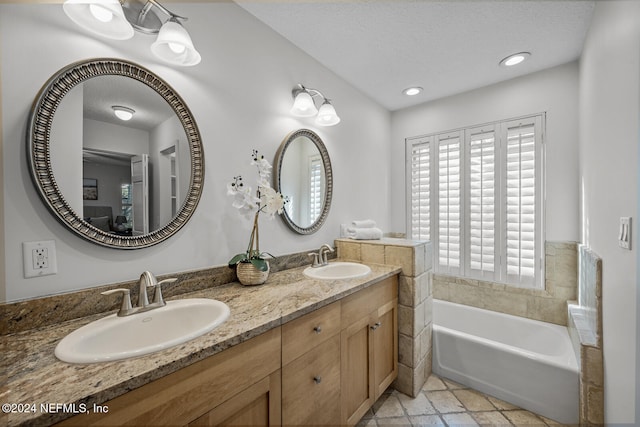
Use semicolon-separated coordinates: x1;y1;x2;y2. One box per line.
63;0;201;67
290;84;341;126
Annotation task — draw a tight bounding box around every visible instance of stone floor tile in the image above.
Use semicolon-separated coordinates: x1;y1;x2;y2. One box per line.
540;415;570;426
409;414;446;426
397;391;436;416
357;417;378;427
486;395;519;410
362;408;375;420
453;389;496;412
376;416;411;426
374;394;406;418
425;390;465;413
502;410;548;426
470;411;512;426
442;378;467;390
422;375;447;391
442;412;480;426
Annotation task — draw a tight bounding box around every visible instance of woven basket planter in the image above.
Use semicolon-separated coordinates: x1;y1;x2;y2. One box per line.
236;261;270;286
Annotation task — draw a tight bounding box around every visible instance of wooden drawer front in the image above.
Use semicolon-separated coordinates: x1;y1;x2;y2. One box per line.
341;277;398;327
282;335;341;426
282;301;341;365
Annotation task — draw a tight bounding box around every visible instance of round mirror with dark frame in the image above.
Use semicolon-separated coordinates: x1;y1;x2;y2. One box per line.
27;58;204;249
274;129;333;234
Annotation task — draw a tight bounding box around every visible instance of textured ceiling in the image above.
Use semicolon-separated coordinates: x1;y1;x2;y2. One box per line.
235;0;595;111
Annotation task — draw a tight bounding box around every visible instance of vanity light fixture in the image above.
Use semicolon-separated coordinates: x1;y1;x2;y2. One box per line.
499;52;531;67
403;87;423;96
63;0;201;66
112;105;135;121
291;84;341;126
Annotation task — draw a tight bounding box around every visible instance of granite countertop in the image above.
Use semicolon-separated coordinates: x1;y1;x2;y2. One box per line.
1;262;401;427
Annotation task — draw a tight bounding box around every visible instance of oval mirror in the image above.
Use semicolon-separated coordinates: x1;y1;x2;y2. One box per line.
27;58;204;249
274;129;333;234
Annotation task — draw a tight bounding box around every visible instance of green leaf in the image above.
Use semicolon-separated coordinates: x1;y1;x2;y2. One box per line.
228;253;248;266
250;258;269;271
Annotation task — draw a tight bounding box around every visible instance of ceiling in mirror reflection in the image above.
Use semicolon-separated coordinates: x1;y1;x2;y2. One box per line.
82;75;174;131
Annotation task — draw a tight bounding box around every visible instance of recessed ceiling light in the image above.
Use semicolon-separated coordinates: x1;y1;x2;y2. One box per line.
112;105;135;121
499;52;531;67
403;87;423;96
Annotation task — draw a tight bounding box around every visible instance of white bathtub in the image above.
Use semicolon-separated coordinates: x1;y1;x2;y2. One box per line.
432;299;579;424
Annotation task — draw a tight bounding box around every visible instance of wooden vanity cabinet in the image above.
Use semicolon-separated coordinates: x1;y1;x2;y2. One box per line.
56;327;282;427
281;301;341;426
340;277;398;426
55;275;398;427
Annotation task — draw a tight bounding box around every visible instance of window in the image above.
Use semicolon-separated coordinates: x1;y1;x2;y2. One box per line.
406;115;544;288
309;155;323;224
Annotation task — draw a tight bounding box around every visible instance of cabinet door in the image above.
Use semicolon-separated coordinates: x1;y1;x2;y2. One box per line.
189;371;281;427
372;298;398;400
340;313;375;426
282;335;341;425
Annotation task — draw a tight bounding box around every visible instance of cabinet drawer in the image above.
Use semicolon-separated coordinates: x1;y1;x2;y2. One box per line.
341;277;398;327
282;334;341;426
282;301;341;365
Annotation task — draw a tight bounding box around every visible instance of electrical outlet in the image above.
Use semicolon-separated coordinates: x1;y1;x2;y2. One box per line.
23;240;57;278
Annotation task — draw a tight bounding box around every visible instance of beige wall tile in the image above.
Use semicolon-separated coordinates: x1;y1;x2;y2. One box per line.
398;276;415;307
385;246;415;276
581;346;603;387
361;243;385;264
398;304;414;336
394;363;413;397
336;241;361;261
398;333;414;367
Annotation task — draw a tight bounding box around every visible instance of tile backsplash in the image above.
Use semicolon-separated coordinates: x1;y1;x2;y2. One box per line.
433;241;578;326
0;249;332;336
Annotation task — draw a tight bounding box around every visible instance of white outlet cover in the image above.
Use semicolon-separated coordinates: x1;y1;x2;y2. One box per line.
22;240;58;278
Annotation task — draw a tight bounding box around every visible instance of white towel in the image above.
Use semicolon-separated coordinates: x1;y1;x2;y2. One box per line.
347;227;383;240
351;219;377;228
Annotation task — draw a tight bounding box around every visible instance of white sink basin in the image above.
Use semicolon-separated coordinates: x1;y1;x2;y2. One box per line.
303;262;372;280
55;298;230;364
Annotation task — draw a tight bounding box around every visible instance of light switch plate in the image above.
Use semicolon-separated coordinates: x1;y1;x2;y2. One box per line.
619;217;632;250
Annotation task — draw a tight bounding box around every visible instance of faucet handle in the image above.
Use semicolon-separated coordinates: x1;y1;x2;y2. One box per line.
308;252;320;267
101;289;133;316
153;278;178;305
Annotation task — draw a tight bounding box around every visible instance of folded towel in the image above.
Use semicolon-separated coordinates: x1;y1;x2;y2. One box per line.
351;219;377;228
347;227;383;240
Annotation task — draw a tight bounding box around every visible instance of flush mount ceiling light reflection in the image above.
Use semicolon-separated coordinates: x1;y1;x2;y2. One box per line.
403;87;423;96
499;52;531;67
291;84;341;126
112;106;135;121
63;0;201;66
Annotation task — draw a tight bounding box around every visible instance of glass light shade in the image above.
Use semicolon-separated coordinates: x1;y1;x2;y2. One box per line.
112;106;135;121
63;0;134;40
315;101;341;126
290;90;318;117
151;20;201;67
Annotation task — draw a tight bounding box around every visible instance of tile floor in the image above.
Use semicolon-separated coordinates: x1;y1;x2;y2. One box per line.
359;374;568;427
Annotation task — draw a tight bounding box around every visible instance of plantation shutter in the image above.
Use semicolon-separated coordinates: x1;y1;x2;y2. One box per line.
504;119;539;286
437;133;462;273
466;128;497;279
309;155;322;224
408;138;432;240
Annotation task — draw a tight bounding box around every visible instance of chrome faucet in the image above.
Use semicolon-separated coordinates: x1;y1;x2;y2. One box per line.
101;271;178;317
308;244;335;268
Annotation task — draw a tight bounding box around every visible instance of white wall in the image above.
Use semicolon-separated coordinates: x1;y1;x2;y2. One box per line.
390;62;580;243
578;1;640;422
0;3;390;302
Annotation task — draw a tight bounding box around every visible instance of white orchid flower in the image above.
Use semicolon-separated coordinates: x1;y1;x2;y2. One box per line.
260;186;285;218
